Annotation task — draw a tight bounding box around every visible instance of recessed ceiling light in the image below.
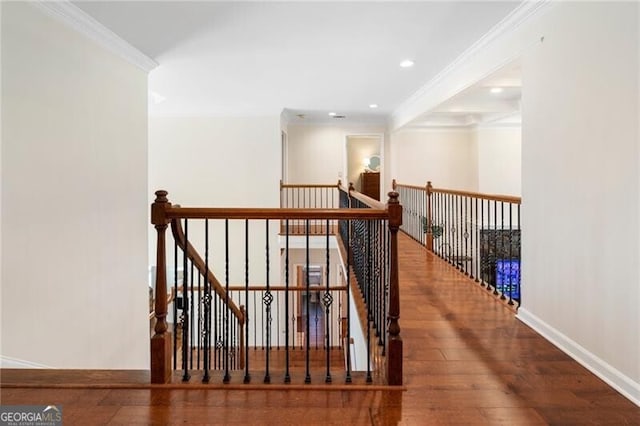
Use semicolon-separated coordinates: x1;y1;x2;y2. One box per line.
369;104;378;109
490;87;504;94
328;112;337;116
400;60;414;68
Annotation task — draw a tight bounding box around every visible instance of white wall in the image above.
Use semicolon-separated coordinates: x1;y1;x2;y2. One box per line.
390;128;478;191
1;3;149;368
519;2;640;402
473;126;521;196
390;1;639;405
286;123;390;195
148;116;282;291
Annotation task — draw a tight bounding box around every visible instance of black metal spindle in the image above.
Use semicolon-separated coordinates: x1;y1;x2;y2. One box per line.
475;197;480;283
493;201;499;296
324;219;332;383
203;219;210;382
244;219;250;383
173;238;178;370
500;202;506;300
305;219;311;384
190;259;194;369
182;219;190;382
224;219;231;383
467;197;476;279
517;204;521;305
284;219;291;383
264;220;272;384
480;199;486;287
366;220;372;384
345;219;352;384
197;271;201;369
508;204;514;305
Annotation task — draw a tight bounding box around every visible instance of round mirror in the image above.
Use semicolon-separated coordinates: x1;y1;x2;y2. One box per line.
367;155;381;172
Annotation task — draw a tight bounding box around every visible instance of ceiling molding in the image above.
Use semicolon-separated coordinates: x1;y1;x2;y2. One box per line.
391;0;551;129
33;0;158;73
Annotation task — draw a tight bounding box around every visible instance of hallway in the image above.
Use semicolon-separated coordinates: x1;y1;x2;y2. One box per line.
1;234;639;424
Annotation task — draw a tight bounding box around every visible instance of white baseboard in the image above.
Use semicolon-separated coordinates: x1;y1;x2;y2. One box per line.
517;308;640;407
0;355;52;369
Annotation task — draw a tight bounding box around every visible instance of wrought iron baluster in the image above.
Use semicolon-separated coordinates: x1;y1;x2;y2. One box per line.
508;204;514;305
264;220;272;384
284;219;291;383
244;219;250;383
366;220;372;384
305;219;311;384
224;219;231;383
173;239;178;370
493;200;499;296
345;219;352;384
190;259;194;370
203;220;210;382
182;219;190;382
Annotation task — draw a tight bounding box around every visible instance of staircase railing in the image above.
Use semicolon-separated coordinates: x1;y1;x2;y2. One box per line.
150;187;403;385
279;180;342;234
393;179;521;307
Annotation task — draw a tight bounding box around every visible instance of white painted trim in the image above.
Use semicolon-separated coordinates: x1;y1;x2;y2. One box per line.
1;355;52;369
517;308;640;407
391;0;551;130
32;0;158;72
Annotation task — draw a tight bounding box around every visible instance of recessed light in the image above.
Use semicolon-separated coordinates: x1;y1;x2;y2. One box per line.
400;60;414;68
490;87;504;94
328;112;337;116
369;104;378;109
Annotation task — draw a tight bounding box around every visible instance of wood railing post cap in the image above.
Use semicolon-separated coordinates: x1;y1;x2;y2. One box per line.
154;190;169;202
388;191;400;204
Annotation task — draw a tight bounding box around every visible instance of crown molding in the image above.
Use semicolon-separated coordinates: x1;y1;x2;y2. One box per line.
392;0;551;130
33;0;158;73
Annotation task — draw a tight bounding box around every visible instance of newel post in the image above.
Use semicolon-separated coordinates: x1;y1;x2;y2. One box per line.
387;191;403;385
392;179;397;190
425;181;434;252
151;190;172;384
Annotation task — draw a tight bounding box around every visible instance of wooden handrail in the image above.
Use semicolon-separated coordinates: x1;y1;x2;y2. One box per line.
177;285;348;292
166;207;388;220
393;179;522;204
429;187;521;204
394;182;427;191
347;182;387;210
280;179;341;189
171;217;245;324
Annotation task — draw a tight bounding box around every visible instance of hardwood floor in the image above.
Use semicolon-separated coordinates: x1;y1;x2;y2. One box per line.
2;234;639;424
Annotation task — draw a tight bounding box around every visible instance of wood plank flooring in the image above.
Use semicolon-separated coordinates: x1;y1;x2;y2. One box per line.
2;234;640;424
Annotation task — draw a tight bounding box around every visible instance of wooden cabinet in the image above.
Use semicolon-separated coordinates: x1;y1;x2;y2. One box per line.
360;172;380;201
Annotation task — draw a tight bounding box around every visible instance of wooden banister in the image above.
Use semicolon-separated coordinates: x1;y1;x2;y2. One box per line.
280;182;341;189
348;182;386;210
170;218;245;323
430;186;522;204
151;188;403;386
166;207;388;220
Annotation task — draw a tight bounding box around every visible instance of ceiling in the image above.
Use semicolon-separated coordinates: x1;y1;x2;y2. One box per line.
73;1;522;124
407;61;522;128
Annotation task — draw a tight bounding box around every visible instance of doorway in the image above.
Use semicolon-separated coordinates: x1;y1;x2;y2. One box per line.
345;135;383;200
